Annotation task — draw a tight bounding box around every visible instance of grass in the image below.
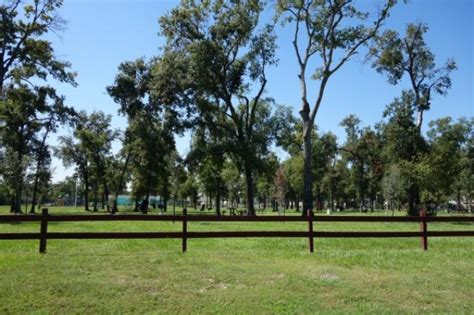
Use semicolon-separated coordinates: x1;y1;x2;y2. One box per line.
0;206;473;314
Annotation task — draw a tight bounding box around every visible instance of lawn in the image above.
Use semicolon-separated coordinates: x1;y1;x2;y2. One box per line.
0;206;473;314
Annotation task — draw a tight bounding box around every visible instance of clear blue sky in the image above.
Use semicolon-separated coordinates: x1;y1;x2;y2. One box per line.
47;0;473;182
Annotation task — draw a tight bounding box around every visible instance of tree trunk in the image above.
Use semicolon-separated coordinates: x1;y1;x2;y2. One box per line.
215;177;221;216
101;192;105;210
456;190;462;211
12;129;25;214
244;163;255;216
416;109;424;132
93;179;98;211
10;195;15;213
84;166;90;211
302;120;313;215
407;183;419;216
103;180;109;211
134;199;139;212
30;171;40;214
31;118;53;214
112;153;130;213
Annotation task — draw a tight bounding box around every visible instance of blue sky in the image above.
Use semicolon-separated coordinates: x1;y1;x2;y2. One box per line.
47;0;473;182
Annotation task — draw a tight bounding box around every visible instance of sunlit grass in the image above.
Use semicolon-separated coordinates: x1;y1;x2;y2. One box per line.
0;206;472;314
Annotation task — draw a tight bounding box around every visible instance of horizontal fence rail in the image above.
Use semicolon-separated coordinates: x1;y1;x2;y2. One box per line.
0;208;473;253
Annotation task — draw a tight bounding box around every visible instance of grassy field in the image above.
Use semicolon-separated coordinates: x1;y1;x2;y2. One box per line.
0;206;473;314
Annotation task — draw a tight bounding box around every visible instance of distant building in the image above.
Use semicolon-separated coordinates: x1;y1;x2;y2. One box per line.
116;195;162;206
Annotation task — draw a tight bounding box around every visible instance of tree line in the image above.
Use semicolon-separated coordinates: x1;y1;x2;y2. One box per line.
0;0;472;215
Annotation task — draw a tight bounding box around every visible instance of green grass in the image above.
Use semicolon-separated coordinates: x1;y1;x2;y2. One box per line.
0;206;473;314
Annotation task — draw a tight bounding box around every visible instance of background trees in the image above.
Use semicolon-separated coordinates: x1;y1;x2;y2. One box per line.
158;0;281;215
57;111;117;211
277;0;396;213
0;0;76;213
370;23;456;130
0;0;471;216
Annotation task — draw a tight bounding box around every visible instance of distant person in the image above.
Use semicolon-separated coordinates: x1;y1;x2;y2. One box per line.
140;199;149;214
158;203;164;214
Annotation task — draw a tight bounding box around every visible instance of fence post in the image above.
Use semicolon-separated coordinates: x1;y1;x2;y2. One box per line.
182;208;187;253
420;208;428;250
39;208;49;254
307;209;314;253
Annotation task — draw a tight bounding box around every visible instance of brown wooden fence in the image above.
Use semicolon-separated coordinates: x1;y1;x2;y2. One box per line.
0;208;473;253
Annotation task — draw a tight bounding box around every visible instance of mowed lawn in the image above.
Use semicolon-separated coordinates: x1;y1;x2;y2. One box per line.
0;206;473;314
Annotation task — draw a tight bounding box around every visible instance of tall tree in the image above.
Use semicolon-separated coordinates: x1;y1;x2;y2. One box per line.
370;23;456;130
1;0;76;212
419;117;470;207
379;92;427;215
56;135;90;211
159;0;277;215
29;90;74;213
0;0;76;96
277;0;395;213
57;111;117;211
107;58;181;213
0;85;64;212
187;125;227;215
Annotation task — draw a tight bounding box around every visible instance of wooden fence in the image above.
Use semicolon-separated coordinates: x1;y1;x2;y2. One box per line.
0;208;473;253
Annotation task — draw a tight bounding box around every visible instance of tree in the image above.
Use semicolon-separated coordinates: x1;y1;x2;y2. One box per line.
29;90;74;213
187;125;227;215
56;135;90;211
1;0;76;213
282;154;304;211
107;144;132;214
0;85;59;212
456;120;474;213
379;92;427;215
49;176;84;206
370;23;456;130
168;151;187;215
255;153;279;211
419;117;470;208
382;164;408;213
0;0;76;96
107;58;190;213
339;116;383;211
312;131;337;210
274;166;288;213
159;0;278;215
277;0;395;213
181;172;199;210
57;111;117;211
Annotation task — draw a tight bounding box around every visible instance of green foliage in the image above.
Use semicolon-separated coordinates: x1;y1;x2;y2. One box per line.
0;84;73;212
370;22;456;128
276;0;396;211
418;117;472;204
0;0;76;93
158;0;281;215
56;111;118;211
379;92;427;163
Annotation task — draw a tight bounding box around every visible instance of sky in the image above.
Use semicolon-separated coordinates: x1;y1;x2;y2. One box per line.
44;0;473;182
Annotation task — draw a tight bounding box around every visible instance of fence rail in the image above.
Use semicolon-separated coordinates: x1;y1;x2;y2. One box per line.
0;209;473;253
